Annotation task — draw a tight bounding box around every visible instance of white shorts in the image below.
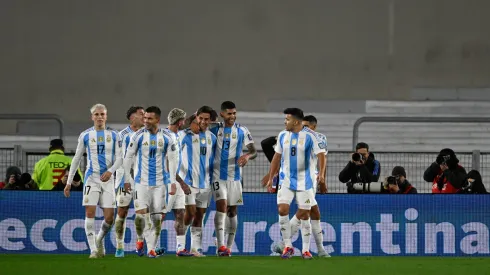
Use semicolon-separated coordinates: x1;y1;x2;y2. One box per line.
82;175;116;208
185;186;211;208
115;186;133;208
212;180;243;206
311;183;318;207
277;185;314;210
133;184;167;214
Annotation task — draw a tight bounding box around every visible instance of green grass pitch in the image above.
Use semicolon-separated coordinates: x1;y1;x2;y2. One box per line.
1;255;490;275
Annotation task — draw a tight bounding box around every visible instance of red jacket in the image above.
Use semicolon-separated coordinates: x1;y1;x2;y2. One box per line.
430;165;466;194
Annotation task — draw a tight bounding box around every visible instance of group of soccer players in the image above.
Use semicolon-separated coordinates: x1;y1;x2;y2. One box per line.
63;101;330;260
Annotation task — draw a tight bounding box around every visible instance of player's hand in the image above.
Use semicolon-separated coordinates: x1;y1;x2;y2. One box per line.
64;184;71;198
180;182;191;195
124;182;132;192
261;173;270;187
317;175;328;194
266;179;274;193
169;183;177;195
100;171;113;182
237;154;250;167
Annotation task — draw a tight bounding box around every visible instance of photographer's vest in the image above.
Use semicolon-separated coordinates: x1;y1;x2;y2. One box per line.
431;165;463;194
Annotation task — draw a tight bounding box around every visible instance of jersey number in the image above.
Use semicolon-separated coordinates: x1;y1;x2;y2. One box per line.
212;181;220;191
200;147;207;155
97;145;105;154
149;148;157;159
119;187;129;196
84;185;91;195
291;147;296;156
223;140;230;150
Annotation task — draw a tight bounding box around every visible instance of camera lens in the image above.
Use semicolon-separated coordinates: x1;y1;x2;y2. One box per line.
352;153;361;162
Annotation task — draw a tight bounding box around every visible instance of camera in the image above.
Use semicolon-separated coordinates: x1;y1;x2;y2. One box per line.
383;175;400;189
349;182;384;193
352;153;363;162
436;155;451;165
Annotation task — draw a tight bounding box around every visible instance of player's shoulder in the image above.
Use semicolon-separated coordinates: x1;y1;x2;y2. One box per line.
106;127;120;136
133;127;146;138
119;126;131;135
235;122;250;132
79;127;94;138
206;129;217;139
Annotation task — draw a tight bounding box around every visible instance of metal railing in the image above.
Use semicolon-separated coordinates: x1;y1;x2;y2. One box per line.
1;147;487;193
0;114;64;140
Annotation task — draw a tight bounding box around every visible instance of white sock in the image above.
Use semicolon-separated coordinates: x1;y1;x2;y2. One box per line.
279;215;292;247
214;211;226;247
149;214;162;251
311;220;325;253
191;227;202;251
135;213;147;242
115;216;126;249
301;219;312;253
84;218;96;253
144;214;156;252
97;220;113;244
290;215;301;237
226;215;238;249
176;235;186;252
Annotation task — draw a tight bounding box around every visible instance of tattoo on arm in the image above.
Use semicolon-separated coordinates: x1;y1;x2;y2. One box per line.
246;143;257;160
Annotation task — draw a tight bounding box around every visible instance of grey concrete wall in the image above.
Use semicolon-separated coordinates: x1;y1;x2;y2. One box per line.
1;0;489;125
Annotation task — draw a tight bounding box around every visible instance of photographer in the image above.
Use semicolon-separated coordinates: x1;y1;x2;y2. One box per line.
459;170;488;194
3;166;35;190
424;148;467;194
339;142;381;193
384;166;417;194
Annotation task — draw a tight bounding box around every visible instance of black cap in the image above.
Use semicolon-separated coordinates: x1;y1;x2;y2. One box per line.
50;139;64;149
392;166;406;177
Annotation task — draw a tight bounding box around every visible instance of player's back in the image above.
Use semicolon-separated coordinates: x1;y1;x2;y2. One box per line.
115;126;137;188
80;126;120;178
211;122;253;181
276;129;325;191
131;128;173;186
178;128;217;189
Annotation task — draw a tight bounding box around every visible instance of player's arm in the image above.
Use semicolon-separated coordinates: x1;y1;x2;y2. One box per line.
64;134;86;197
266;133;284;192
108;133;123;173
123;135;138;190
238;127;257;166
312;134;327;193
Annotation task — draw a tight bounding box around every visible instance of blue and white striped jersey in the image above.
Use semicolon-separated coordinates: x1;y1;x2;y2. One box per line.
163;128;182;175
115;126;138;188
210;122;254;182
302;127;328;174
67;127;122;184
274;128;326;191
178;128;217;189
123;128;178;186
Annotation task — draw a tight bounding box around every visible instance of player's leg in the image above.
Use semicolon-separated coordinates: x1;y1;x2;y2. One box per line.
212;180;228;256
190;190;210;256
296;190;313;259
96;183;116;258
310;204;330;257
133;184;151;256
115;187;132;257
277;185;294;259
185;189;200;256
225;180;243;254
146;185;166;257
82;180;101;258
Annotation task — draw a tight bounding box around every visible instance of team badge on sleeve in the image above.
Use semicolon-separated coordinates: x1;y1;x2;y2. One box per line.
247;133;253;141
319;143;326;149
118;140;122;147
171;144;176;151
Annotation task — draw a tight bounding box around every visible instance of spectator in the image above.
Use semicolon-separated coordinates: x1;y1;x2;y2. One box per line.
31;139;83;190
384;166;417;194
459;170;487;194
339;142;381;193
424;148;467;194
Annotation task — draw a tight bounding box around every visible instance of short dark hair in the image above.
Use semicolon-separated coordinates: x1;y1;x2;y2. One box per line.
145;106;161;117
197;106;214;116
221;101;236;111
283;108;304;120
303;115;317;125
210;110;218;121
356;142;369;151
126;106;144;120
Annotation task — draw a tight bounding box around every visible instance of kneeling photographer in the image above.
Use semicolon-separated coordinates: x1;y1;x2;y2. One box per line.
384;166;417;194
423;148;467;194
339;142;381;193
459;170;488;194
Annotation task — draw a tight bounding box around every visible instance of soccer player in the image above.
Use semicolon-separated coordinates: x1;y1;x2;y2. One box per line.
266;108;327;260
162;108;193;256
179;106;217;257
274;115;330;257
64;103;123;259
114;106;144;257
210;101;257;256
123;106;179;258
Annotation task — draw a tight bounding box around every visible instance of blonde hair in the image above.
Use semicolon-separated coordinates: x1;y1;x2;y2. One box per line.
90;104;107;114
168;108;187;125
